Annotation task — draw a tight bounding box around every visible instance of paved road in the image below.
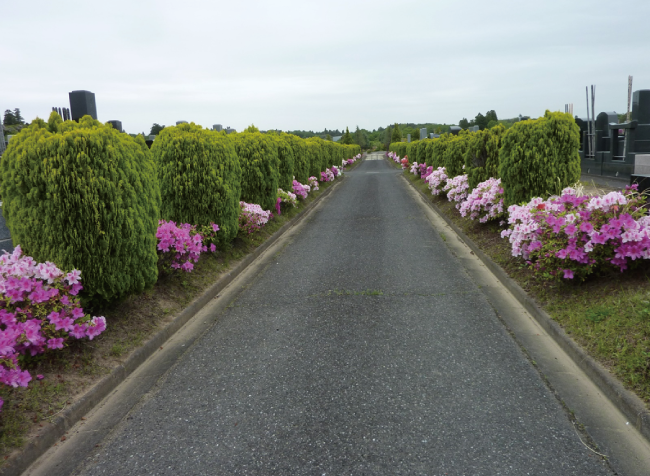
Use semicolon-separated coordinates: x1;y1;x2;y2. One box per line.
74;153;612;475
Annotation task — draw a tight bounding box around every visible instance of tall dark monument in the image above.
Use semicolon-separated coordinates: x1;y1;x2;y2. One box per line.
69;90;97;121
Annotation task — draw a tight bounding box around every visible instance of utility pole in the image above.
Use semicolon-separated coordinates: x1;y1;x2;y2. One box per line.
623;75;633;159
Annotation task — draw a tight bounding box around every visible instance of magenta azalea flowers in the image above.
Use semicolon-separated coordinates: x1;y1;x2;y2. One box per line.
398;150;650;281
156;220;219;272
292;180;310;200
0;246;106;409
501;186;650;279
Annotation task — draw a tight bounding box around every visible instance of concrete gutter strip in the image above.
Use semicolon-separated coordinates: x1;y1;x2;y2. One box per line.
1;170;349;476
401;169;650;444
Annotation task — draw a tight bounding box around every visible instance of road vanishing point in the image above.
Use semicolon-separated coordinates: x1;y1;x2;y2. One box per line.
27;153;650;476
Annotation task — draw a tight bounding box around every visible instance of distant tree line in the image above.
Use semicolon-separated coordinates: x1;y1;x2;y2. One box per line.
3;108;27;139
3;109;24;126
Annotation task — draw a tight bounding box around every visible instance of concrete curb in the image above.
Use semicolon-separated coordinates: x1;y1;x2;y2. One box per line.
398;164;650;444
1;166;355;476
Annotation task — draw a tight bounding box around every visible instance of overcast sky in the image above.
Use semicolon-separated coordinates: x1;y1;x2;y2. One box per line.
3;0;649;134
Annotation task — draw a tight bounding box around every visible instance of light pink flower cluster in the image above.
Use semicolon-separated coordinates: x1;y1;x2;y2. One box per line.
0;246;106;410
501;186;650;279
387;151;400;164
239;202;273;234
444;174;469;207
410;162;419;175
331;166;341;178
309;176;319;191
425;167;448;195
459;178;505;223
292;179;310;200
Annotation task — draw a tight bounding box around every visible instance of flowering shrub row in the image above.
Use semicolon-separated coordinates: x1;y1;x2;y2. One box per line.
0;117;363;413
502;186;649;280
0;247;106;409
394;151;650;281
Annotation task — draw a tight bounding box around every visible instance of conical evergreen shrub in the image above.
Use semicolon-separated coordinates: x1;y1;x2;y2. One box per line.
152;123;242;245
284;134;309;184
499;111;581;206
464;124;505;190
268;133;294;191
306;138;325;177
232;131;280;211
0;113;160;303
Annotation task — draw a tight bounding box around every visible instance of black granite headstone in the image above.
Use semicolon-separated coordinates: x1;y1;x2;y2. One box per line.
107;120;123;133
69;90;97;121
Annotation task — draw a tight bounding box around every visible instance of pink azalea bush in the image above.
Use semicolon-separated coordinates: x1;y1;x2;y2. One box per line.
387;151;400;164
400;158;409;170
459;178;505;223
309;176;319;191
331;166;341;178
239;201;273;234
410;161;419;175
276;189;298;215
292;179;310;200
425;167;448;195
320;168;335;182
444;174;470;208
501;185;650;280
0;246;106;410
156;221;219;272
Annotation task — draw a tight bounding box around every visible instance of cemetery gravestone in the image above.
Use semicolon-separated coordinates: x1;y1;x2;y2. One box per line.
69;90;97;121
0;121;5;156
107;120;123;133
213;124;223;132
0;205;14;254
420;128;427;140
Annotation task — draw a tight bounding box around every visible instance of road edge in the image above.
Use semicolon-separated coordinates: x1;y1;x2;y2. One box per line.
1;169;351;476
398;167;650;445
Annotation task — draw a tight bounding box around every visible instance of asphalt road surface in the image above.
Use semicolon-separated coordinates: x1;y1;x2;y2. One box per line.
73;154;613;475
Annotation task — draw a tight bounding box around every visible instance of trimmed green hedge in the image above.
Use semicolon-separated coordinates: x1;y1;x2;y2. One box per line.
406;140;419;162
232;131;280;211
443;131;471;178
152;123;242;244
428;133;452;168
464;124;505;190
284;133;309;184
0;113;160;303
269;133;295;191
306;138;325;177
416;139;429;164
499;111;581;206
